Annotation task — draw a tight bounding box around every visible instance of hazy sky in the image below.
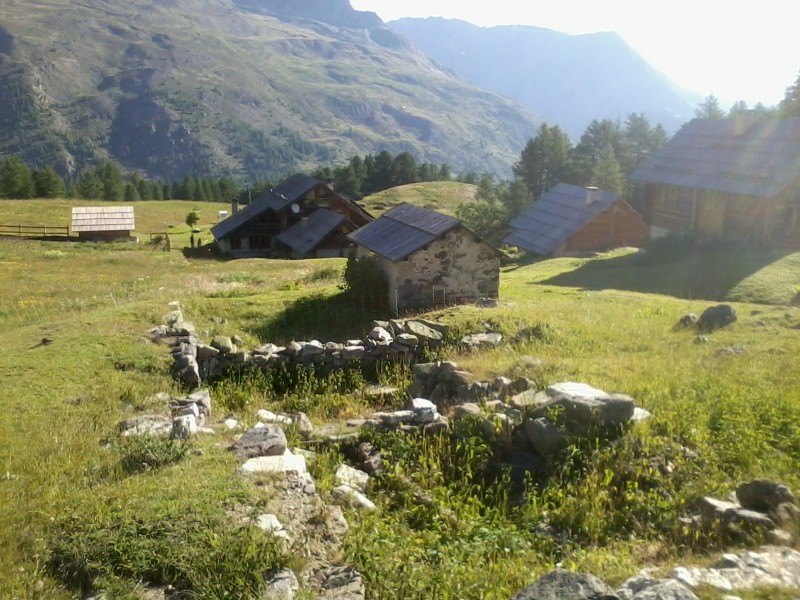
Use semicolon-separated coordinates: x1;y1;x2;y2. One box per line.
350;0;799;107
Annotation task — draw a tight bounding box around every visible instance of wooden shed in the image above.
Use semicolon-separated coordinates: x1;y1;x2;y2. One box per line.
71;206;136;241
347;203;500;312
503;183;647;257
631;116;800;246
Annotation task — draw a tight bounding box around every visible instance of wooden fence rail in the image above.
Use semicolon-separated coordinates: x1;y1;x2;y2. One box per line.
0;224;70;238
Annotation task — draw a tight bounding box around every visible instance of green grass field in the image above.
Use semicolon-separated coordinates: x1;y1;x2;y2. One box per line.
1;199;799;598
360;181;477;216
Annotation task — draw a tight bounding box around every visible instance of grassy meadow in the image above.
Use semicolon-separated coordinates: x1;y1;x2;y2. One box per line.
360;181;477;216
1;198;800;598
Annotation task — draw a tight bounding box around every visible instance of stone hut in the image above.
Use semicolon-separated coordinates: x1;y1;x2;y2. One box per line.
347;203;499;312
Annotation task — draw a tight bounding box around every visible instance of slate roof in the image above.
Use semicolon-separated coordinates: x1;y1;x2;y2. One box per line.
211;174;321;240
71;206;135;232
503;183;619;255
631;116;800;198
276;209;345;256
347;203;461;262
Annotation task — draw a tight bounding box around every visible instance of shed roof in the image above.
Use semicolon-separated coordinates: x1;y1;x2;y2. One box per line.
347;203;461;261
211;174;322;240
275;209;345;256
631;116;800;198
71;206;135;232
503;183;619;255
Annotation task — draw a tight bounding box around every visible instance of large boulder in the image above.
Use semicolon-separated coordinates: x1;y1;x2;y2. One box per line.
511;569;614;600
735;480;796;514
698;304;737;332
231;425;287;459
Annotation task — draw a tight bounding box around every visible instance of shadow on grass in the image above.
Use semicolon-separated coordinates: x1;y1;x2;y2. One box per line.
253;290;388;343
181;243;231;261
539;247;794;302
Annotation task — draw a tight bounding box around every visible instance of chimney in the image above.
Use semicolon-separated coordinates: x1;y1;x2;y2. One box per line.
300;217;309;230
585;186;600;205
231;200;239;214
325;178;335;190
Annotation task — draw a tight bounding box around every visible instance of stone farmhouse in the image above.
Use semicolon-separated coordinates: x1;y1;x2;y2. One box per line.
347;203;499;312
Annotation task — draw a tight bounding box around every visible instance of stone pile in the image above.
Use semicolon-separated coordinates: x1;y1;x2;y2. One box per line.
117;389;214;439
686;479;799;546
674;303;738;333
511;545;800;599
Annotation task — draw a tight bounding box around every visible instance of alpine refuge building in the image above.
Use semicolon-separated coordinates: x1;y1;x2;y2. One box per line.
631;116;800;246
347;203;500;312
503;183;647;257
210;175;373;259
70;206;136;241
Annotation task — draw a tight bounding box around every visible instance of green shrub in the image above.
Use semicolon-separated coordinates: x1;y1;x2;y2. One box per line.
116;435;191;475
340;252;388;309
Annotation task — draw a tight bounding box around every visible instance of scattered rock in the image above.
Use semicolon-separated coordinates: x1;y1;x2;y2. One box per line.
736;480;796;515
332;485;376;511
335;464;369;492
232;426;288;459
263;568;299;600
118;415;172;437
698;304;737;332
239;450;307;475
511;569;613;600
674;313;699;329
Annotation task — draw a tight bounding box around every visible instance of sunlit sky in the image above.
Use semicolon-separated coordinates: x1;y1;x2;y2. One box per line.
350;0;799;107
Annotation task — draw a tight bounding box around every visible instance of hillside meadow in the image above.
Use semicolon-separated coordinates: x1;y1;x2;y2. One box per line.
1;199;800;598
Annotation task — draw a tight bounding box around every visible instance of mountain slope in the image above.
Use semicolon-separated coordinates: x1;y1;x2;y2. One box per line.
0;0;539;181
389;17;697;137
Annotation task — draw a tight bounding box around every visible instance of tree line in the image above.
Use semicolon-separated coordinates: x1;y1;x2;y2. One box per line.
0;150;451;203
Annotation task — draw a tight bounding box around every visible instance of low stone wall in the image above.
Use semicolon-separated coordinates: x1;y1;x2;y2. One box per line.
149;303;503;388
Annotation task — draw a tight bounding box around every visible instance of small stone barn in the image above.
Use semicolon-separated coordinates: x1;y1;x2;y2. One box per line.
347;203;500;312
631;116;800;246
210;174;373;259
71;206;136;241
503;183;647;257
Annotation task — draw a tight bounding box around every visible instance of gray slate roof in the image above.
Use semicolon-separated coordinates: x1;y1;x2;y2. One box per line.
631;117;800;198
503;183;618;255
347;203;461;262
71;206;135;232
276;208;345;255
211;174;320;240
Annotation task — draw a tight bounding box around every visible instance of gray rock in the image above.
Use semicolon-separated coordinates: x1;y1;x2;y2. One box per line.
187;389;212;415
510;389;550;409
698;304;737;332
368;326;393;342
394;333;419;347
736;480;796;514
263;568;299;600
674;313;699;329
238;450;307;475
626;579;698;600
524;417;569;457
511;569;614;600
196;344;220;362
317;565;366;600
461;332;503;348
452;403;482;419
118;415;172;437
232;425;288;459
173;354;201;387
404;320;443;342
299;340;325;357
341;345;366;360
171;414;197;439
335;464;369;492
211;335;235;354
332;485;376;511
292;412;314;438
530;389;635;432
669;546;800;591
373;410;415;426
283;341;303;357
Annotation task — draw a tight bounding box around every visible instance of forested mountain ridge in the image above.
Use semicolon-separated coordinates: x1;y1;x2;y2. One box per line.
0;0;539;182
389;17;698;138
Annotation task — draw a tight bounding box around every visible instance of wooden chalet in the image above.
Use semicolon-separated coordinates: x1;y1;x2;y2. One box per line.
347;203;500;312
503;183;647;257
631;116;800;246
71;206;136;241
210;175;373;259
